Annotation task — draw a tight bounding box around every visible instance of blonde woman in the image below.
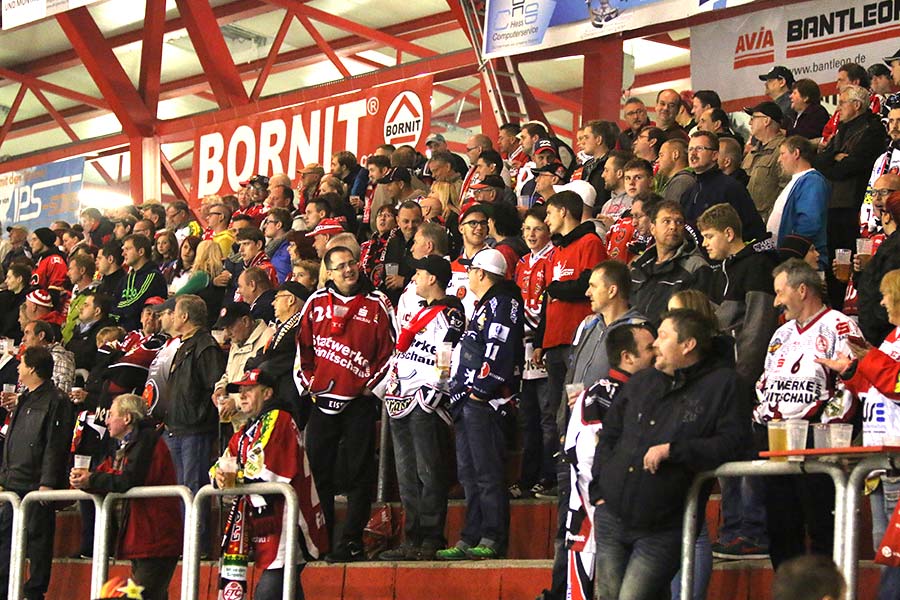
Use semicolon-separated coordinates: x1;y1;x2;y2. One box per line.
426;180;462;256
175;240;227;327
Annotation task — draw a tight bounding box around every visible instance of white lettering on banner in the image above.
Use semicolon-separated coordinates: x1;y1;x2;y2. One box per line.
227;125;256;192
692;0;900;107
199;133;225;194
258;119;286;176
287;112;320;175
383;91;424;146
339;100;368;156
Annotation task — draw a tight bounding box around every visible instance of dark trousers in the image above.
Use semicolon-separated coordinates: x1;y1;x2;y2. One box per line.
77;499;95;555
131;557;179;600
543;346;571;483
0;499;55;600
518;378;551;487
254;565;306;600
826;206;857;308
390;405;448;546
718;475;768;545
764;472;835;569
594;504;683;600
455;400;509;550
305;398;376;547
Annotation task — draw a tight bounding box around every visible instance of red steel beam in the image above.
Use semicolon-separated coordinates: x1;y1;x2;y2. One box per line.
161;150;190;201
0;85;28;149
433;83;480;115
29;87;79;141
0;134;130;174
174;0;250;109
294;12;352;79
56;8;156;138
138;0;168;116
0;66;108;110
157;49;478;138
250;10;294;101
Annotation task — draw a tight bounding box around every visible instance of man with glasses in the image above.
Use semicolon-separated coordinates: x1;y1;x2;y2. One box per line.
861;107;900;236
165;200;201;244
857;174;900;345
203;203;234;257
680;131;766;240
654;89;689;142
449;204;492;319
814;84;888;306
632;126;664;165
743;102;790;222
617;98;652;151
262;208;292;283
295;246;396;562
531;162;568;208
132;219;155;240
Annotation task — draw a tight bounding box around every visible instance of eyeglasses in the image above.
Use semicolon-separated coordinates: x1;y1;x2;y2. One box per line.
274;293;294;300
873;188;900;197
328;259;358;272
625;109;647;117
461;219;489;229
688;146;717;153
466;146;480;152
210;212;224;217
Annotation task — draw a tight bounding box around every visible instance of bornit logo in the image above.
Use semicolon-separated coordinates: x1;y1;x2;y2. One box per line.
733;27;775;69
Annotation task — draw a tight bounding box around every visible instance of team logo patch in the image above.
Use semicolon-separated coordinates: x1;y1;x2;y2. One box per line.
479;362;491;378
220;307;227;317
768;339;782;354
456;287;467;299
815;335;828;353
222;581;244;600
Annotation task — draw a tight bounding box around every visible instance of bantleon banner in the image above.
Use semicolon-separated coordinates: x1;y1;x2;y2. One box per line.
192;77;432;199
482;0;757;58
0;156;84;230
692;0;900;108
2;0;104;30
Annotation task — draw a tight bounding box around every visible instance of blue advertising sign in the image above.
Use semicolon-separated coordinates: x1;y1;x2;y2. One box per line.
0;157;85;230
482;0;758;58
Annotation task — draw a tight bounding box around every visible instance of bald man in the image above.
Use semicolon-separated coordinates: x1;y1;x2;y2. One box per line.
461;134;496;203
718;137;749;187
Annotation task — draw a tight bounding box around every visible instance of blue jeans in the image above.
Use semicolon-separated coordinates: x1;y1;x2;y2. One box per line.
254;565;305;600
871;474;900;600
718;476;768;545
594;504;683;600
455;400;509;550
165;431;214;553
390;405;448;546
669;524;712;600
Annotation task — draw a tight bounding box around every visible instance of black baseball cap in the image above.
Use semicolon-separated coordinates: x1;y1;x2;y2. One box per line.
759;66;795;86
279;281;309;301
409;255;452;288
151;297;177;313
884;48;900;66
214;302;251;329
743;101;784;123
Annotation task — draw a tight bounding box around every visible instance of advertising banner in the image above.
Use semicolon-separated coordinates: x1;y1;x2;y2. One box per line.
482;0;758;58
2;0;104;30
0;156;84;230
192;76;432;199
691;0;900;109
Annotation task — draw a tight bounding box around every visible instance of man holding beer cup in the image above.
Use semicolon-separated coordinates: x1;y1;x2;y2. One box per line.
857;176;900;345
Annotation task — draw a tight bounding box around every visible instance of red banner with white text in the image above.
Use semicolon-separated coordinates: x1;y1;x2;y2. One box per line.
191;76;433;199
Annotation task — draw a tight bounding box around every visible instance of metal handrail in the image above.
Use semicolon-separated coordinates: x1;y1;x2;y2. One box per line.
98;485;193;599
187;482;300;600
844;455;898;600
17;489;105;598
679;459;848;600
0;492;22;600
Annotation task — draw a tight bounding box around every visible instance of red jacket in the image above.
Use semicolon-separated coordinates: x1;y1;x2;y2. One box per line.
538;222;607;350
606;216;638;264
32;251;68;289
246;251;279;288
88;422;183;559
295;281;396;414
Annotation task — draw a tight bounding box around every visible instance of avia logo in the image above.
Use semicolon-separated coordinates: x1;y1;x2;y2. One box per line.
733;27;775;70
383;91;424;146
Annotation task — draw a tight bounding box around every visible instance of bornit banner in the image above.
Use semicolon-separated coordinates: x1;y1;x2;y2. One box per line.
192;77;432;199
482;0;758;58
692;0;900;109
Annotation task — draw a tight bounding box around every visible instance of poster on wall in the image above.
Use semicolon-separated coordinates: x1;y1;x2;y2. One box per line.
482;0;758;58
0;156;84;230
2;0;104;30
192;76;433;200
691;0;900;109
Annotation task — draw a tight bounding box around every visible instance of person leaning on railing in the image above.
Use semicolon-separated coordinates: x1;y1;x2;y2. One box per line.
70;393;182;600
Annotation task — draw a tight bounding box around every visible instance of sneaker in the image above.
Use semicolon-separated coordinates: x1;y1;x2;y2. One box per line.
325;541;365;563
417;541;441;561
711;537;769;560
531;480;558;499
465;544;498;560
509;483;533;500
378;544;419;561
435;546;469;561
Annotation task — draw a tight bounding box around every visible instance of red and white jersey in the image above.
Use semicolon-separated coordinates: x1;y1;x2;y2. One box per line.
754;308;861;424
32;252;68;289
294;284;397;414
459;167;480;205
515;160;535;196
515;243;554;335
505;145;527;183
862;147;900;235
605;216;638;264
856;328;900;445
395;280;425;329
448;245;487;320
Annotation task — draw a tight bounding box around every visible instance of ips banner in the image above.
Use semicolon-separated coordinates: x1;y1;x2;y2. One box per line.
482;0;758;58
192;77;432;199
0;157;84;230
692;0;900;109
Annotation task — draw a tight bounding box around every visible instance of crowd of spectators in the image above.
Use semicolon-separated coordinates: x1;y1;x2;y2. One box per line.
0;52;898;600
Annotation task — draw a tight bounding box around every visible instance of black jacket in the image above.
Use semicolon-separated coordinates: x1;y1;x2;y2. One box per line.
590;336;752;530
66;316;116;371
249;289;276;325
165;329;225;435
858;230;900;345
710;240;780;384
680;167;766;242
581;154;611;210
815;110;889;210
629;235;713;324
0;380;75;493
97;269;126;301
0;287;26;342
789;103;829;140
246;311;304;426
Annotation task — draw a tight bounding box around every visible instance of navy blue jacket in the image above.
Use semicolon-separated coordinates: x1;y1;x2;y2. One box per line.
680;167;767;242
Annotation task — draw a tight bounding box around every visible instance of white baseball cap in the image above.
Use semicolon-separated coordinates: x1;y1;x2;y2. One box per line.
466;248;507;277
553;180;597;208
